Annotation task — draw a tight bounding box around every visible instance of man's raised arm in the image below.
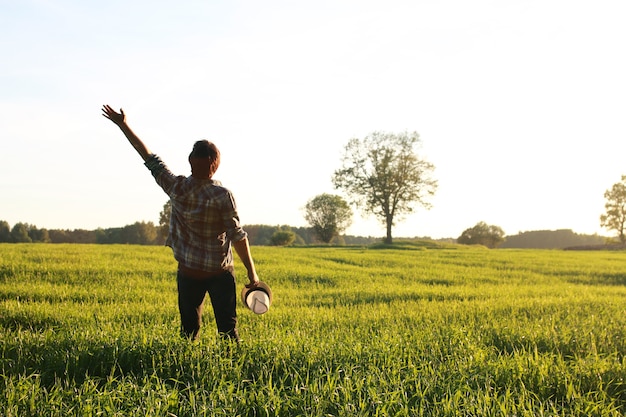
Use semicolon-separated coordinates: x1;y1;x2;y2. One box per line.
102;104;152;161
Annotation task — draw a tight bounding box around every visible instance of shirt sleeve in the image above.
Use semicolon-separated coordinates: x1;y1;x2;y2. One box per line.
144;154;179;196
221;190;248;243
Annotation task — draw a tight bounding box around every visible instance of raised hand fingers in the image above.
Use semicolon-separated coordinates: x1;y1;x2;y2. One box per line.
101;104;125;123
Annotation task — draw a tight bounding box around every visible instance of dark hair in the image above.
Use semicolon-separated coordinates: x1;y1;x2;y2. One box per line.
189;140;220;178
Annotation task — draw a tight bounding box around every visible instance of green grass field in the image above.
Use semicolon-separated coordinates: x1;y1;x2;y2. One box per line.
0;242;624;416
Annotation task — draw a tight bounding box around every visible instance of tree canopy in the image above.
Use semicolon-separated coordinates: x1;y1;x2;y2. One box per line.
332;131;437;244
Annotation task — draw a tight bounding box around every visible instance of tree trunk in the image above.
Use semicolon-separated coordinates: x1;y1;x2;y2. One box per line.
385;216;393;244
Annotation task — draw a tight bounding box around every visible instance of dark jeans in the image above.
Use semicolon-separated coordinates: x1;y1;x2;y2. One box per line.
176;269;239;341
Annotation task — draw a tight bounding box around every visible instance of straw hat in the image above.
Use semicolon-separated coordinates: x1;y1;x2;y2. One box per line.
241;281;273;314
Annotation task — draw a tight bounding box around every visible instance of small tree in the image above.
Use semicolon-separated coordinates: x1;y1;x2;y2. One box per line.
10;222;32;243
457;221;505;248
28;227;50;243
600;175;626;244
158;200;172;245
333;131;437;244
0;221;11;242
121;221;158;245
270;229;296;246
304;193;353;243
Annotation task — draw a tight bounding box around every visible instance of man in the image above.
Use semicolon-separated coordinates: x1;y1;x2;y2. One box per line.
102;104;259;342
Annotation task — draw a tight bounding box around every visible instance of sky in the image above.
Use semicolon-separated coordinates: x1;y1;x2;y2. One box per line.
1;0;625;239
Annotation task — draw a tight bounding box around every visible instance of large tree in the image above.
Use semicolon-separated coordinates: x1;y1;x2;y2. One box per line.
332;131;437;244
304;193;353;243
600;175;626;244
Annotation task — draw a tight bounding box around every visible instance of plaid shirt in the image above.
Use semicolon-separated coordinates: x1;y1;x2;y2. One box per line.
144;154;247;272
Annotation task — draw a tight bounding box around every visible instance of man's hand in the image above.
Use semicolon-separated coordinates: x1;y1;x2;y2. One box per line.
101;104;152;161
246;272;260;288
102;105;126;126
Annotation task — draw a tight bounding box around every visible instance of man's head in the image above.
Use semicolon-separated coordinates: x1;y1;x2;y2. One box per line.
189;140;220;179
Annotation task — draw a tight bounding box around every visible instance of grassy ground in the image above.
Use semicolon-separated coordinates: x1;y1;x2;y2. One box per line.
0;242;624;416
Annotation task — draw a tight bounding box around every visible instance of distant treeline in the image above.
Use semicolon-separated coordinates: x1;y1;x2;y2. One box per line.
0;220;165;245
0;220;611;249
0;220;381;246
499;229;608;249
